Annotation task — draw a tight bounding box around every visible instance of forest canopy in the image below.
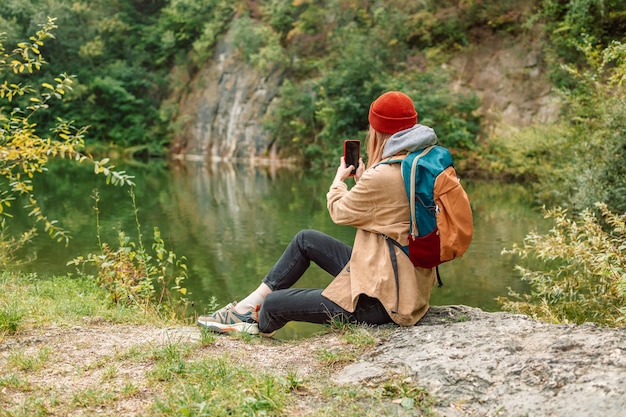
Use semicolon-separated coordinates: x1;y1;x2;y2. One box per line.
1;0;625;211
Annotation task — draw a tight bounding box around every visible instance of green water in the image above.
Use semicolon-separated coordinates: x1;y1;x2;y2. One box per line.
16;159;547;338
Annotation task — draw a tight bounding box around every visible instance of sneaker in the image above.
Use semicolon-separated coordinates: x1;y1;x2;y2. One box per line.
214;301;237;315
197;303;259;335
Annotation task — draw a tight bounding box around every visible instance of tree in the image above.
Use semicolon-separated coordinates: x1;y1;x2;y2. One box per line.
0;18;134;247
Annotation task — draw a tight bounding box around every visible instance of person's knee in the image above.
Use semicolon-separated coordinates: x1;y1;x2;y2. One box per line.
295;229;314;243
295;229;325;248
293;229;312;252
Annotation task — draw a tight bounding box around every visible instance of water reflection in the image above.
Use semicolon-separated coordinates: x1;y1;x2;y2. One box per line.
19;160;547;339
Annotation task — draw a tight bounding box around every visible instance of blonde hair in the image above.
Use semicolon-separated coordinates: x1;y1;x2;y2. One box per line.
365;126;391;168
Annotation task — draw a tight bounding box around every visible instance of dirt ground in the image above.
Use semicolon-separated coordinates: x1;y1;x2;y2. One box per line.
1;306;625;416
0;317;348;416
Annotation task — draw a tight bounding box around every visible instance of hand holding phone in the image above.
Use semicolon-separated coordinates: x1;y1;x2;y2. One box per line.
343;140;360;176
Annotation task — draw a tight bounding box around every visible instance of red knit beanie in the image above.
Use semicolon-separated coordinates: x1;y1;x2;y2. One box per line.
368;91;418;134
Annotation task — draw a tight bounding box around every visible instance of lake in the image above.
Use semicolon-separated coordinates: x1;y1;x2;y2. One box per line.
16;159;547;339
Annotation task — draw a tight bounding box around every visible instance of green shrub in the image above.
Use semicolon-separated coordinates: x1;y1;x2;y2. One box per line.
487;38;626;213
555;38;626;213
485;122;574;182
536;0;626;70
499;202;626;327
231;15;289;72
68;190;189;320
262;79;319;161
154;0;237;65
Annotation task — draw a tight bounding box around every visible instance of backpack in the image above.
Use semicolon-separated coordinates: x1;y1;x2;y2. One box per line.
380;145;473;286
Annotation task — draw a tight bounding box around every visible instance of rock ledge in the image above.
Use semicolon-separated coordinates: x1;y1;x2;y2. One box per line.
335;305;626;417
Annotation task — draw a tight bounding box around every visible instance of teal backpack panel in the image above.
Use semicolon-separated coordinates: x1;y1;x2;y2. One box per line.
400;146;453;237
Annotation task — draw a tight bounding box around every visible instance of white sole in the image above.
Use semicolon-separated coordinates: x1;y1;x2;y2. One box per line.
197;319;259;335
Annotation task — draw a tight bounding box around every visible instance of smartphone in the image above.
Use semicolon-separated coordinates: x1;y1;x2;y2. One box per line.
343;140;361;176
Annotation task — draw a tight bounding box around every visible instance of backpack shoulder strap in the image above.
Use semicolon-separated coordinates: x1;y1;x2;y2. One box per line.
377;157;404;165
385;234;444;288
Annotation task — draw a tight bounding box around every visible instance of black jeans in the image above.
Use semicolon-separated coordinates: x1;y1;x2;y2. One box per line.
258;229;392;333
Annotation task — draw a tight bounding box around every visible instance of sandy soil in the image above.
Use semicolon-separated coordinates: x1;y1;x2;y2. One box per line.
0;317;346;416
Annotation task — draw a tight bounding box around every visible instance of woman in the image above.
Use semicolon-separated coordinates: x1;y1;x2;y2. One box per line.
198;91;438;336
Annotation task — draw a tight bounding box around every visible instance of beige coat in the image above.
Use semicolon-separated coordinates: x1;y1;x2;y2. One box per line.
323;159;436;326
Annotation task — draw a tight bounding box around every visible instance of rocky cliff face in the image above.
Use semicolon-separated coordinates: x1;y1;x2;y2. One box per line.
170;27;559;161
449;28;561;135
170;29;284;162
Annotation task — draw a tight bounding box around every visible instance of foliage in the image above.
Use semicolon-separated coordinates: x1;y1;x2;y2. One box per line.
552;38;626;212
0;17;134;247
499;203;626;327
262;79;319;161
6;1;199;150
263;0;482;168
153;0;237;66
485;122;571;184
68;189;189;320
313;21;388;146
231;14;289;72
486;36;626;213
0;219;36;268
0;0;489;162
0;0;623;166
260;0;298;38
535;0;626;75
